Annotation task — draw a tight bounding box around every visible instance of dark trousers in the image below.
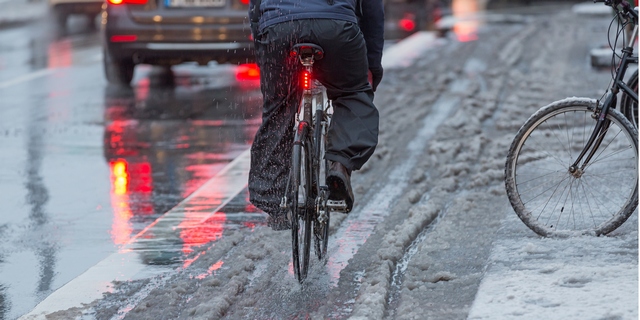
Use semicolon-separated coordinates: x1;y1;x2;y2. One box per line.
249;19;379;215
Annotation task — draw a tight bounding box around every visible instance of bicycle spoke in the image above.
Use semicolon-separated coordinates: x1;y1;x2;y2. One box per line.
545;175;573;228
516;168;567;191
524;132;572;168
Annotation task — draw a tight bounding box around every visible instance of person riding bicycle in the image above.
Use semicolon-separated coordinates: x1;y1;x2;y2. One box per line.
248;0;384;230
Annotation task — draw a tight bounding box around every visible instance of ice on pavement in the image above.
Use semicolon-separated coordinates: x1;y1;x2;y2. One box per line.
468;222;638;319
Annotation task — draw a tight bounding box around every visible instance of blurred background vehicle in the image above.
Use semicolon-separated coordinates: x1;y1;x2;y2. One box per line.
48;0;102;30
384;0;446;39
101;0;254;86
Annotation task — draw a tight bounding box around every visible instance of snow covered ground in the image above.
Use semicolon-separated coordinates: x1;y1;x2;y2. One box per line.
19;2;638;320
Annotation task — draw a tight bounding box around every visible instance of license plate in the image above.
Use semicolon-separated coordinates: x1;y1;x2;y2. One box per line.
166;0;224;7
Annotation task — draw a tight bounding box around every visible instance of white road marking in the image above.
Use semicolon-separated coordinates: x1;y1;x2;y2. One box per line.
19;149;251;320
0;69;55;89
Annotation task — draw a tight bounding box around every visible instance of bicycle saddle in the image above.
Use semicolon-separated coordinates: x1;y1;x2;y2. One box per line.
290;43;324;61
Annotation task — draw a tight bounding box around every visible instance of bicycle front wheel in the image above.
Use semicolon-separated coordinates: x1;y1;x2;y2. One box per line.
290;125;313;283
505;98;638;237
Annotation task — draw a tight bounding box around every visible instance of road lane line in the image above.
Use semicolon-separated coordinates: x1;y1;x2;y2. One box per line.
0;69;55;89
19;148;251;320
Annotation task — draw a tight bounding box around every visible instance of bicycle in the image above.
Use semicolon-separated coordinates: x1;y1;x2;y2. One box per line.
505;0;639;237
620;69;638;126
281;43;349;283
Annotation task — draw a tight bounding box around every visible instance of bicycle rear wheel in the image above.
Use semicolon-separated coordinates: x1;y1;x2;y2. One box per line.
620;69;638;127
290;125;313;283
505;98;638;237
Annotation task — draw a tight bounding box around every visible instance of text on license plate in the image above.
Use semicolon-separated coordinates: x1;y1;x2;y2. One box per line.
167;0;224;7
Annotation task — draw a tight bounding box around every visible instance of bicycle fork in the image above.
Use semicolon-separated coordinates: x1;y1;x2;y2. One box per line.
570;36;638;175
569;96;615;177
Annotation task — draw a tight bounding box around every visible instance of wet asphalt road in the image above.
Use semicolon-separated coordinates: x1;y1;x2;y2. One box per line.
0;16;263;319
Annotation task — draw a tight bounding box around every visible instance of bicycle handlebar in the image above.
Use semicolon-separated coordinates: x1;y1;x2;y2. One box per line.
595;0;638;23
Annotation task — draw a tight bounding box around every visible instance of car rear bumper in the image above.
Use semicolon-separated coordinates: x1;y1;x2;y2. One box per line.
103;5;255;65
52;2;103;15
106;40;254;64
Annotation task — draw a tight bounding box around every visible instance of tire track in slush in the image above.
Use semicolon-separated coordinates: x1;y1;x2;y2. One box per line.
328;94;458;317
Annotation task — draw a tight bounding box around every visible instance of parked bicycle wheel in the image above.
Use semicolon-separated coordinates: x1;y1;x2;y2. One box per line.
505;98;638;237
620;69;638;127
290;125;313;283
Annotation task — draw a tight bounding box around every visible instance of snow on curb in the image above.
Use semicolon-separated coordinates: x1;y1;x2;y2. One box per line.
468;216;638;319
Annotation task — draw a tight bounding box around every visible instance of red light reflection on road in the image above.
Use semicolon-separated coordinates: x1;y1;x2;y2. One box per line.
195;260;224;279
108;156;155;245
178;211;226;254
326;218;377;285
136;77;150;102
452;0;480;42
47;39;72;68
110;160;133;245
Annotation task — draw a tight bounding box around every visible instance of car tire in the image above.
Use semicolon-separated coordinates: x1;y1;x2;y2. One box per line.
87;13;98;30
104;49;134;86
52;6;68;30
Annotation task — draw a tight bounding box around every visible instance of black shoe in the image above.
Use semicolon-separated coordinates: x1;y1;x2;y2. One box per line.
266;213;291;231
326;161;354;213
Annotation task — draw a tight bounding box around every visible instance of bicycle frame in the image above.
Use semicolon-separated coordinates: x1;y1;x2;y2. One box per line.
570;1;638;172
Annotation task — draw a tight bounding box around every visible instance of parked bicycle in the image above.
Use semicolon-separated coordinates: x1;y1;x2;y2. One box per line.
281;44;348;283
505;0;638;237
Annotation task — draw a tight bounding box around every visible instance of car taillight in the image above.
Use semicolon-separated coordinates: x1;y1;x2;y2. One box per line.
110;35;138;42
236;63;260;81
399;13;416;32
239;0;249;4
108;0;148;5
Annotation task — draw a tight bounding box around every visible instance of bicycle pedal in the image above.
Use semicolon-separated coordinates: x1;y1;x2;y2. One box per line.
326;200;348;212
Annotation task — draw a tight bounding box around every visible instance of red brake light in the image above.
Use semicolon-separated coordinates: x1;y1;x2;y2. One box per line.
240;0;249;4
110;35;138;42
236;63;260;81
108;0;148;5
399;16;416;32
301;70;311;90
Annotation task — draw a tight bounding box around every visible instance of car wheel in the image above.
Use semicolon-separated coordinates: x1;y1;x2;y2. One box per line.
52;6;68;30
87;13;98;30
103;49;134;85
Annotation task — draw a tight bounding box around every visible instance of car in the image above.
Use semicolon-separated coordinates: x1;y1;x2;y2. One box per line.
49;0;102;29
101;0;254;85
384;0;445;40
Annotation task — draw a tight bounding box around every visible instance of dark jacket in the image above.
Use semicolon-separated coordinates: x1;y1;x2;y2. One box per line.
249;0;384;73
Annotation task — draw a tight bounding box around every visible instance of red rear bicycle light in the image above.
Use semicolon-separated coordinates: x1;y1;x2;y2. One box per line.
301;70;311;90
239;0;249;4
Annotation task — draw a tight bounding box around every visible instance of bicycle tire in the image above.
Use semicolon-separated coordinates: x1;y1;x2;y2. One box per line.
620;69;638;127
505;98;638;237
290;124;313;283
313;95;330;262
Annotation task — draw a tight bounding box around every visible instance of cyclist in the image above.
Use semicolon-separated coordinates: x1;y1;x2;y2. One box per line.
248;0;384;230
